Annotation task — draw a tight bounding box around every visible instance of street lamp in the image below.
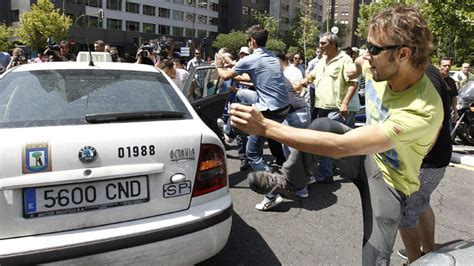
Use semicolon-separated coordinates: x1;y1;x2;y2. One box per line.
303;2;312;68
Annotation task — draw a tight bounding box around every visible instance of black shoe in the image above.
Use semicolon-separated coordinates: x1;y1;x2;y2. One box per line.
315;176;334;184
247;171;297;199
240;160;250;171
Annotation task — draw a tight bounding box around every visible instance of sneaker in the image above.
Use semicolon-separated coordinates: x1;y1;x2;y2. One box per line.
223;133;235;143
397;249;408;260
268;159;284;167
307;175;317;185
217;118;235;143
247;171;297;199
295;186;309;198
216;118;226;131
240;160;250;171
397;248;426;261
255;195;283;211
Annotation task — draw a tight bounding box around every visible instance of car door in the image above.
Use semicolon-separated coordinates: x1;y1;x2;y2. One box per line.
183;65;232;137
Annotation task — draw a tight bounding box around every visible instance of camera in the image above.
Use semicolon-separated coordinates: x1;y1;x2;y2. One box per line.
43;38;63;61
137;43;154;58
44;38;60;56
12;51;26;63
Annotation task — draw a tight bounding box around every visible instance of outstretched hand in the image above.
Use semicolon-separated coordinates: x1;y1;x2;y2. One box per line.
229;103;266;136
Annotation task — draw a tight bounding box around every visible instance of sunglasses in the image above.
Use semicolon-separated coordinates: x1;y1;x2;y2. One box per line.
366;42;401;56
195;53;200;55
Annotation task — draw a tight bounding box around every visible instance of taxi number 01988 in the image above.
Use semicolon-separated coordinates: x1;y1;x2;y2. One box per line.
118;145;155;158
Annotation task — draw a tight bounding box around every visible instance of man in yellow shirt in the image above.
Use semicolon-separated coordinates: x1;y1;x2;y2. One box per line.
229;5;442;265
304;32;359;182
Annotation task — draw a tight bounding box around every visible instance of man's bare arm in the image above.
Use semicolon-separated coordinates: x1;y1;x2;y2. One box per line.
340;81;358;117
230;104;394;158
346;56;364;80
216;67;238;81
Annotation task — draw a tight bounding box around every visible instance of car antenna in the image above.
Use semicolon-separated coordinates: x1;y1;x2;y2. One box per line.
85;36;95;67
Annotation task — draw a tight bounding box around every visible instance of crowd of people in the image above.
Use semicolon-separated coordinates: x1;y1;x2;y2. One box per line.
0;5;472;264
213;5;471;265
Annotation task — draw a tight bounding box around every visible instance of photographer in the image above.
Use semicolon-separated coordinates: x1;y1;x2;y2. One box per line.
44;39;74;62
135;45;155;65
58;40;76;61
6;47;28;71
152;38;181;69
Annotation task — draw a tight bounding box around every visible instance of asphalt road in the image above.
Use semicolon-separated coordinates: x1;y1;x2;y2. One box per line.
199;143;474;265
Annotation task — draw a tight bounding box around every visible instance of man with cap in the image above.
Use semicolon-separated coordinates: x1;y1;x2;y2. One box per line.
238;46;251;59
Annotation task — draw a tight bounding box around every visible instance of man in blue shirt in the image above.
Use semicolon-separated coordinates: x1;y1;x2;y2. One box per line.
215;25;290;208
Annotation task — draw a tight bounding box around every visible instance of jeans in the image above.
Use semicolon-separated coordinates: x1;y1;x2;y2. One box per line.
236;89;289;171
282;107;311;158
317;108;356;178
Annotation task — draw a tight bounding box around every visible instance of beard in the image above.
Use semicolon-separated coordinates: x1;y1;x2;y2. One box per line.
371;53;399;82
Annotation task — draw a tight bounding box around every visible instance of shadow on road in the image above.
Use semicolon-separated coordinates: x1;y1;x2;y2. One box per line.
197;210;281;265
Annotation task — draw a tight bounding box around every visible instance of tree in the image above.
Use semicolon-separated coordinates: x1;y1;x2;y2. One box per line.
212;31;247;56
247;11;279;38
293;8;319;65
16;0;72;51
356;0;473;65
421;1;474;65
0;24;14;51
266;38;287;52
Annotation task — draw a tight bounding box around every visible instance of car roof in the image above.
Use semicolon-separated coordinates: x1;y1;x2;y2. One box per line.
8;62;162;74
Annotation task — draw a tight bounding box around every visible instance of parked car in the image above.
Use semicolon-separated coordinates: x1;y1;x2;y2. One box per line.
182;65;233;147
412;239;474;265
0;62;232;264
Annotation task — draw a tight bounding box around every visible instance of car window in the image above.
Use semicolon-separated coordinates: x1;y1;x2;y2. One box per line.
189;68;230;100
0;69;191;128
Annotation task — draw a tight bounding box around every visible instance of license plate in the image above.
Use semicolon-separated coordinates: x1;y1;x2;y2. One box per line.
163;181;192;198
23;176;149;218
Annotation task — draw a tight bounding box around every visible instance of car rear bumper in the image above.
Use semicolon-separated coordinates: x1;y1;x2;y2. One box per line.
0;194;232;264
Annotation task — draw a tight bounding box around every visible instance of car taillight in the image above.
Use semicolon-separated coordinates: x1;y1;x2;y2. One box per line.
192;144;227;197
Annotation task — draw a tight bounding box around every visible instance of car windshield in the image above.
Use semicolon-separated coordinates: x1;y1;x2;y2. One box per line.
0;69;191;128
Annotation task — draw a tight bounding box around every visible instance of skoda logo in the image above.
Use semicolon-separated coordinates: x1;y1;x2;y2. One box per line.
78;146;97;163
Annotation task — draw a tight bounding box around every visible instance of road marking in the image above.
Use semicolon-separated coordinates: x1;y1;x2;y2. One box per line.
450;163;474;171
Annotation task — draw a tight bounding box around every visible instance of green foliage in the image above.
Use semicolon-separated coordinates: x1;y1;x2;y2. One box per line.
290;2;319;65
212;31;247;56
266;38;287;52
16;0;72;51
0;24;14;51
247;11;279;38
287;46;300;55
356;0;473;65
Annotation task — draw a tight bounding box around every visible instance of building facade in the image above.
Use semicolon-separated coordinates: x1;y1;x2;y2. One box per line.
217;0;269;34
322;0;373;47
269;0;324;37
1;0;219;57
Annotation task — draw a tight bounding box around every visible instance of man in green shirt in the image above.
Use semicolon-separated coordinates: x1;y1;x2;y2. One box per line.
304;32;359;182
229;5;442;265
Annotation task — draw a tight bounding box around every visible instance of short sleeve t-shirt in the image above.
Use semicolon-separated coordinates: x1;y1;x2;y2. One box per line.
233;48;289;111
363;61;443;195
310;52;359;111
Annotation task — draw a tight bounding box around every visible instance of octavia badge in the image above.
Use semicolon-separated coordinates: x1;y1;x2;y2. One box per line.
78;146;97;163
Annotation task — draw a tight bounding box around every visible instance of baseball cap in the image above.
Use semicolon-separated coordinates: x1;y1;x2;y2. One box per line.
239;47;250;55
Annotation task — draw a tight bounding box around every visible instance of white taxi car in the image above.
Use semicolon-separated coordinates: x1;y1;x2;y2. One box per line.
0;62;232;264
